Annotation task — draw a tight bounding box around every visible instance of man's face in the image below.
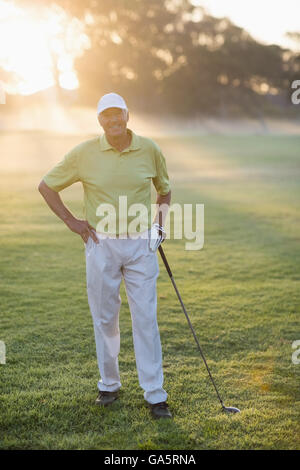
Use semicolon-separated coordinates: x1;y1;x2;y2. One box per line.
98;107;129;138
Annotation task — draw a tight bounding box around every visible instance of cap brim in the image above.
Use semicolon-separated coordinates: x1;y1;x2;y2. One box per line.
97;105;128;115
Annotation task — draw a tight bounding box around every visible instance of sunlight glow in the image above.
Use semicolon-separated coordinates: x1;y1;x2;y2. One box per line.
191;0;300;50
0;1;91;95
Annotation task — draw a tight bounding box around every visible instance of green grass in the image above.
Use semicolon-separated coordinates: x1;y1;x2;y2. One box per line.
0;133;299;449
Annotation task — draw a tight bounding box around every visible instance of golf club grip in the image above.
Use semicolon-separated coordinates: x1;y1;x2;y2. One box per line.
158;245;173;278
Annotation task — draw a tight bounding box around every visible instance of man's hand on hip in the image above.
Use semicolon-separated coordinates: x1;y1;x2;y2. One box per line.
66;218;99;244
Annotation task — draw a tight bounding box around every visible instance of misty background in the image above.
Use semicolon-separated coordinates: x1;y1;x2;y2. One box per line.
0;0;300;138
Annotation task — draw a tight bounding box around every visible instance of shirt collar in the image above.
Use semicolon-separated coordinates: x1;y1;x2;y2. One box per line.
99;129;141;152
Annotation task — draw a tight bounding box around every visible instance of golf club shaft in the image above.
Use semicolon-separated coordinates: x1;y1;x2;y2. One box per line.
158;245;225;408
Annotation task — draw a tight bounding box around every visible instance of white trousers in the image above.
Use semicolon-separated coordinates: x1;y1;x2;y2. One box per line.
85;231;168;405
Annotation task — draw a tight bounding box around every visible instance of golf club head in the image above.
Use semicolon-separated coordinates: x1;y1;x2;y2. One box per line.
222;406;240;414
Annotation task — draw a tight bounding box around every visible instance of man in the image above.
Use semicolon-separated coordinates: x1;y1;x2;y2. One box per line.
38;93;172;419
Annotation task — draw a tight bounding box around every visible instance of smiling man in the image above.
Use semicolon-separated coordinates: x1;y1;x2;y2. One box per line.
38;92;172;419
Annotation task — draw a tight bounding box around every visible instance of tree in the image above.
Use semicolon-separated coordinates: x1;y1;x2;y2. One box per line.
14;0;295;115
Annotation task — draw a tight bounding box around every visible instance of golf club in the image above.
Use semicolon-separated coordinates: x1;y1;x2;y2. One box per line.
158;244;240;414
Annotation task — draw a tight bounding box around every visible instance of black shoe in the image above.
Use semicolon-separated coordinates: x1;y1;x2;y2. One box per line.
95;390;119;407
149;401;172;419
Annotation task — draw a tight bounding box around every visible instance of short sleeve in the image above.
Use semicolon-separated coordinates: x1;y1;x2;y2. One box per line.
43;147;80;192
152;144;171;196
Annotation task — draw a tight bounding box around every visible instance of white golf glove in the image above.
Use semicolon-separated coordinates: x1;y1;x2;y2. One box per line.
149;223;166;252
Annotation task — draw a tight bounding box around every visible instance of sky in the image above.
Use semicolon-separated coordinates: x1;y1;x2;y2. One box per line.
191;0;300;50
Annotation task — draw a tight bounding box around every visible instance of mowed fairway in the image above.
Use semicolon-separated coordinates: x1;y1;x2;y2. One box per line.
0;131;299;450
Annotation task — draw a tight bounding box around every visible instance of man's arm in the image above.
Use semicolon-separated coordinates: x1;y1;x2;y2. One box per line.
153;190;171;227
38;180;99;244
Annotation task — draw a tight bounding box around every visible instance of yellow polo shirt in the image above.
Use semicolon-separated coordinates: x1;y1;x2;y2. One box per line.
43;129;170;235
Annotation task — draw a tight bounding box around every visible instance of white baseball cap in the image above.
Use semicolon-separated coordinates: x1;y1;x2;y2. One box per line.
97;92;128;115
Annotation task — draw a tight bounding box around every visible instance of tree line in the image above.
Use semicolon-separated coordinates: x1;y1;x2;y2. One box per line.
13;0;300;116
